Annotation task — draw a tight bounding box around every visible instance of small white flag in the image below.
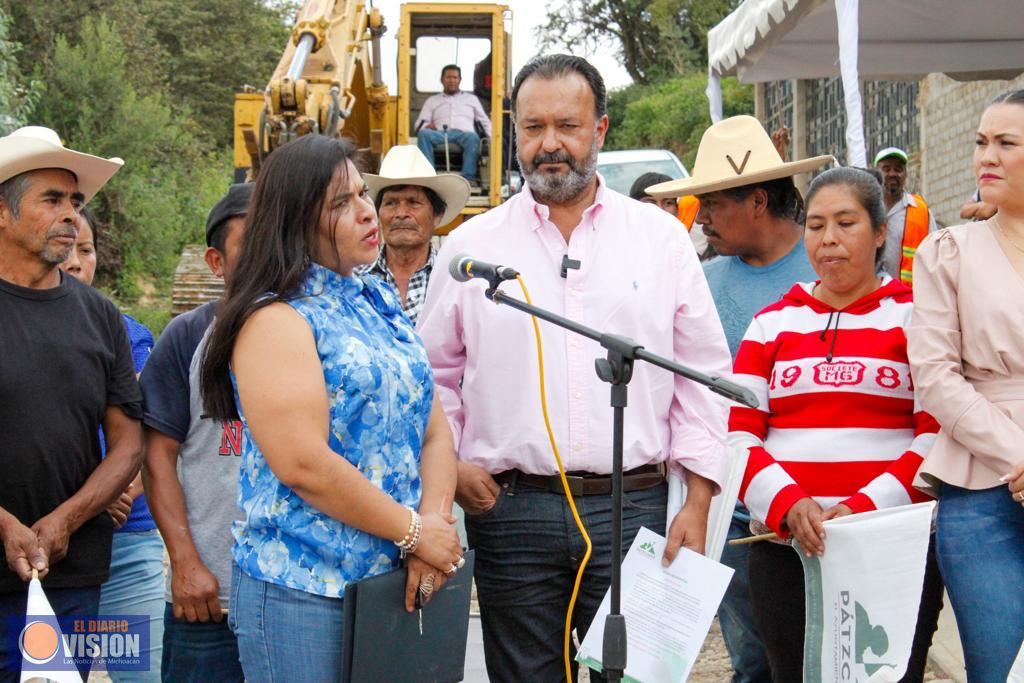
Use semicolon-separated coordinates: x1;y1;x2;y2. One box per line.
18;575;83;683
798;502;935;683
1008;640;1024;682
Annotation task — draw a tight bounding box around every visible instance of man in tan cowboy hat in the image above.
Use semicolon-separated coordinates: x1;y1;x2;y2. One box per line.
0;126;144;680
359;144;470;323
648;114;833;683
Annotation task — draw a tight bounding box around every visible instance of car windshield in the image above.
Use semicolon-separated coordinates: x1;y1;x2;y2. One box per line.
597;159;685;195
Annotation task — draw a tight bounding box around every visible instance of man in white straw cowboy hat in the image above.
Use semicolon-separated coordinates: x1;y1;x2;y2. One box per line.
648;114;834;683
359;144;470;324
0;126;144;680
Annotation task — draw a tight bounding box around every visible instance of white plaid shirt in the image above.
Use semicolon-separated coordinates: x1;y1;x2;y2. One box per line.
356;245;436;325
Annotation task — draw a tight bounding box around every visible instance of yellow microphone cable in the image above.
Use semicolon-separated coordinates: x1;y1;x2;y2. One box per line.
514;274;593;683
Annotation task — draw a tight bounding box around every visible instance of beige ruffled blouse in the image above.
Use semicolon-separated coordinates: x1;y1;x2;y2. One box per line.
907;219;1024;495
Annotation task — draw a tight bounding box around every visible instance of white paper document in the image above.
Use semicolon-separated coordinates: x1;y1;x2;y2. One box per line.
576;526;734;682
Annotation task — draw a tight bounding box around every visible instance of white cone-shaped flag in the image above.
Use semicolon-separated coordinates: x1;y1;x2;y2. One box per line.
18;572;83;683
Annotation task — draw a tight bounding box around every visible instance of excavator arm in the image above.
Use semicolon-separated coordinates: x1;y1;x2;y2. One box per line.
235;0;392;180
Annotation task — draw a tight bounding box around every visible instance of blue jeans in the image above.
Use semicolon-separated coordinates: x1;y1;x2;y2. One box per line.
228;564;345;683
717;513;771;683
162;603;243;683
0;584;100;683
465;474;667;683
417;128;481;181
98;529;165;682
937;484;1024;682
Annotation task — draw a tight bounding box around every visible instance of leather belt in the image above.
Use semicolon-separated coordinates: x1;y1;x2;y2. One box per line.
494;463;666;497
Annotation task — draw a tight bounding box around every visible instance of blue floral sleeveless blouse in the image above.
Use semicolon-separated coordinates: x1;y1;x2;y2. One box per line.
231;262;434;598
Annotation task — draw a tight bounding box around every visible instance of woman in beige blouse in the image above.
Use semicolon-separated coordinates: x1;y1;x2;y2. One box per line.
908;89;1024;682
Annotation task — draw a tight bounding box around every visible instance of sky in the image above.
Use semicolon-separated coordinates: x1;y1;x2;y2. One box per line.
368;0;633;94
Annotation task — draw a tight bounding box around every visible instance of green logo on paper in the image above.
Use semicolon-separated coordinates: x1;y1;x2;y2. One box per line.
639;541;656;557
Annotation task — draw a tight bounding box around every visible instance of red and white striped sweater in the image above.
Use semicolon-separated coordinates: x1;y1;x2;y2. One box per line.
730;277;937;536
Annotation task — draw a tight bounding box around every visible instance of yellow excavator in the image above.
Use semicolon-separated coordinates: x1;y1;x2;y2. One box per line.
234;0;512;227
174;1;514;313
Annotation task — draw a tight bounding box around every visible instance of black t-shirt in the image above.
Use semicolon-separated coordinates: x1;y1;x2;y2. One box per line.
0;272;143;592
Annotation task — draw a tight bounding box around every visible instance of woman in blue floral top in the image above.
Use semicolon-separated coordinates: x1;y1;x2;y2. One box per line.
200;135;462;682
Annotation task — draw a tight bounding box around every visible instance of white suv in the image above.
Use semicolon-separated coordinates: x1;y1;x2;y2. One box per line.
597;149;690;196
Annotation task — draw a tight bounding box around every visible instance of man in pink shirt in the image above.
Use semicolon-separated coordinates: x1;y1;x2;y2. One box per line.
417;54;732;682
415;64;492;187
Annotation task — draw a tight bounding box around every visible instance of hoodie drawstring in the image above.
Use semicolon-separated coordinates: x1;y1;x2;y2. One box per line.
823;311;842;362
819;311;834;341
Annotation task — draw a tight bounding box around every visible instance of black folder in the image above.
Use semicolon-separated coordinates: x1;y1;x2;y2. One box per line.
342;550;475;683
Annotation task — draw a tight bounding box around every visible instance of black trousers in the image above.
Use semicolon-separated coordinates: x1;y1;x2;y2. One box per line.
747;536;944;683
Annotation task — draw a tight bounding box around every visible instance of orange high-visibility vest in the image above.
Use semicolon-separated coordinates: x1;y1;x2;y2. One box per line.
678;195;700;231
898;194;930;286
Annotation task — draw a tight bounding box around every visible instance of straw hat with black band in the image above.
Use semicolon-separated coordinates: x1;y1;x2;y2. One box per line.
646;116;834;199
0;126;123;202
363;145;470;227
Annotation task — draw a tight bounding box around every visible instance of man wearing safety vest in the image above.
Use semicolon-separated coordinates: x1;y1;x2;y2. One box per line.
874;147;938;285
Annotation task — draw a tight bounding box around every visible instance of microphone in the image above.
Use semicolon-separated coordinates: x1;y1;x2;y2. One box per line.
449;254;519;284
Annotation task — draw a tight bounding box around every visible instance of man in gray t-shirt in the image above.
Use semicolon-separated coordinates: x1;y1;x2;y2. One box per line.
140;184;249;681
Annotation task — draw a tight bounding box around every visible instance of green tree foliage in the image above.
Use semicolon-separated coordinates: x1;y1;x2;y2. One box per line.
0;1;292;315
538;0;739;84
0;0;293;147
606;73;753;167
0;7;39;133
34;16;230;294
131;0;295;146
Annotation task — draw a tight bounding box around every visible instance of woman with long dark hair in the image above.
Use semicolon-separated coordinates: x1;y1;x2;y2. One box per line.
200;135;462;681
908;89;1024;681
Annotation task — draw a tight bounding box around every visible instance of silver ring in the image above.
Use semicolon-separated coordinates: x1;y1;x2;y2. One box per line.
445;564;458;576
455;556;466;569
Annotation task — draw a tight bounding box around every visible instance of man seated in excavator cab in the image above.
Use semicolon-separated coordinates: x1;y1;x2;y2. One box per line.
415;64;492;191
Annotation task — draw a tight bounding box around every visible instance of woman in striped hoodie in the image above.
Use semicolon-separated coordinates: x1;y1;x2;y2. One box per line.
729;167;943;682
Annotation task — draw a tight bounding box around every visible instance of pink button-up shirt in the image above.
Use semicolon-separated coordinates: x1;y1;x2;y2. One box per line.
417;177;731;488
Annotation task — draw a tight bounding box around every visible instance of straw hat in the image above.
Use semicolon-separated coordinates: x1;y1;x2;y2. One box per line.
363;145;470;226
0;126;123;202
647;116;834;198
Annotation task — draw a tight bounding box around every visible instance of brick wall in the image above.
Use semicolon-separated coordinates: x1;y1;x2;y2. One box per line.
919;73;1024;227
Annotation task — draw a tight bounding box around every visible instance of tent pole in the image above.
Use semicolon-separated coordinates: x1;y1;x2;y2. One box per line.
835;0;867;166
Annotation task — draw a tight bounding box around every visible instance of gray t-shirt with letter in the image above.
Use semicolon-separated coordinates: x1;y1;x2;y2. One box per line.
139;302;243;605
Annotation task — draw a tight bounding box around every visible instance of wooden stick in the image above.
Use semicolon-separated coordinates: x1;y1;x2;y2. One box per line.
727;531;780;546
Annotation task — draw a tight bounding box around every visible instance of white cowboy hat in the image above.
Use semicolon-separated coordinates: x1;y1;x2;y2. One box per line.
363;145;470;226
0;126;124;202
647;116;834;198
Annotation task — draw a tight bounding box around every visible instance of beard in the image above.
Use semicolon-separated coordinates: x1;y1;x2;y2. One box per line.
40;225;77;264
518;138;599;205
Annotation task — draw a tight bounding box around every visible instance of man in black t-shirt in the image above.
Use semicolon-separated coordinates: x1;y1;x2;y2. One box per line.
0;126;141;681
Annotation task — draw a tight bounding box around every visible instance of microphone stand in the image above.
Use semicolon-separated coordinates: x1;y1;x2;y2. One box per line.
479;278;757;682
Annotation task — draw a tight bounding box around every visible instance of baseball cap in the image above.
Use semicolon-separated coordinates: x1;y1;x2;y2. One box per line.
873;147;908;166
205;183;253;247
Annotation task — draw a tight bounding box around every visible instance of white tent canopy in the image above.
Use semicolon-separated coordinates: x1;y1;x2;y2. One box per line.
706;0;1024;165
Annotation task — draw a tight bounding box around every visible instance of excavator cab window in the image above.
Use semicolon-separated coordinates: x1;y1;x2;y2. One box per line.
397;4;513;229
